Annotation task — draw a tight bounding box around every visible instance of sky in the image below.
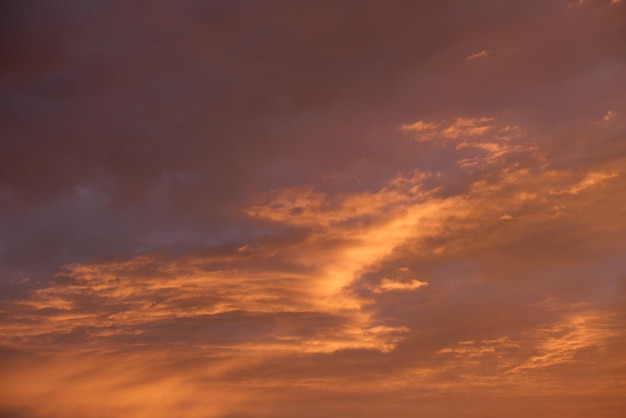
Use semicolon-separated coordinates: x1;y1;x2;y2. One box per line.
1;0;626;417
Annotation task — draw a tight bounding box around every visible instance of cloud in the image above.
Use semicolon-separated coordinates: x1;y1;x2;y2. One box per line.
3;115;626;416
603;110;616;121
374;278;428;293
400;117;498;142
550;171;619;195
400;117;523;149
399;116;532;171
2;1;626;417
466;49;490;60
4;113;626;352
399;120;439;141
510;309;619;373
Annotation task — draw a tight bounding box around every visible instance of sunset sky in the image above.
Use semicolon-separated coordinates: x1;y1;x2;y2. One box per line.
1;1;626;417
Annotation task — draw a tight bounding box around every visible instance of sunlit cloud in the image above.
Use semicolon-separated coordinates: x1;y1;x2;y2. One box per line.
603;110;616;121
3;112;626;416
2;1;626;416
503;306;622;377
4;115;625;358
466;49;490;60
398;120;439;141
401;117;525;148
373;278;428;293
550;171;619;195
400;117;499;142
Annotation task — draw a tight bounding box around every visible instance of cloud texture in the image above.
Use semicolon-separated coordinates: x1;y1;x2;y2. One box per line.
1;1;626;417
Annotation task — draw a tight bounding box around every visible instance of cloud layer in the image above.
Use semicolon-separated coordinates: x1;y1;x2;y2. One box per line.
1;1;626;417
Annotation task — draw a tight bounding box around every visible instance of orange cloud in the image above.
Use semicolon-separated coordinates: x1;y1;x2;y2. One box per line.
373;278;428;293
466;49;490;60
400;117;499;142
2;1;626;416
3;113;626;417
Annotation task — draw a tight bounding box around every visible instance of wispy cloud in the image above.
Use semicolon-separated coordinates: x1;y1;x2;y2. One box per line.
374;278;428;293
2;1;626;416
466;49;490;60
